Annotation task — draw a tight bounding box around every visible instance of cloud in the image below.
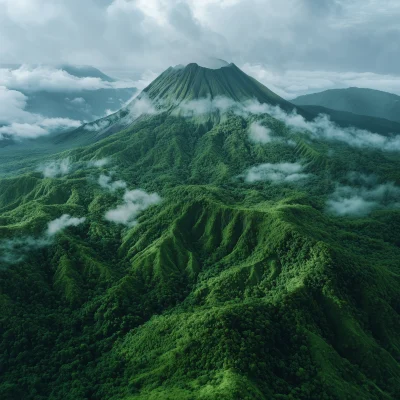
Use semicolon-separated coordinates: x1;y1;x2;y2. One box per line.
105;189;161;226
326;181;400;217
87;158;109;168
0;65;136;92
38;157;108;177
242;64;400;99
238;100;400;152
127;95;158;118
38;158;71;178
46;214;86;236
0;213;86;264
0;236;50;264
244;162;310;183
98;174;127;192
248;121;273;144
176;95;236;116
176;95;400;151
83;119;111;132
0;85;81;139
0;0;400;80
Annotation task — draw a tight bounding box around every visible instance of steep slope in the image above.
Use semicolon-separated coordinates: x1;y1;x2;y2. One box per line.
1;64;400;400
292;87;400;123
141;63;296;111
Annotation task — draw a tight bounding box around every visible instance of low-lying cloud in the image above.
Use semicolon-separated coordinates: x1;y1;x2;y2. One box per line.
46;214;86;236
0;213;86;264
98;174;127;192
244;162;310;183
176;96;400;152
38;157;109;178
105;189;161;227
0;85;81;140
38;158;71;178
248;121;273;144
0;65;136;92
326;173;400;216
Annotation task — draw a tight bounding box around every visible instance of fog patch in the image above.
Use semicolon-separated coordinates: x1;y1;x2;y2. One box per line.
98;174;127;192
38;157;71;178
46;214;86;236
0;213;86;264
244;162;310;183
248;121;273;144
38;157;109;177
327;173;400;216
240;100;400;151
176;95;400;151
105;189;161;227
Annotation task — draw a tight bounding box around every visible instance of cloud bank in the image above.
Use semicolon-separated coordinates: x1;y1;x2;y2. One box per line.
46;214;86;236
38;157;109;178
248;121;273;144
0;65;135;92
98;174;127;192
0;85;81;140
178;96;400;152
244;162;310;183
105;189;161;226
326;173;400;217
0;213;86;264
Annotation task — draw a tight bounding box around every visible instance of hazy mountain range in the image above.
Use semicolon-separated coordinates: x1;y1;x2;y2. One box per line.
0;61;400;400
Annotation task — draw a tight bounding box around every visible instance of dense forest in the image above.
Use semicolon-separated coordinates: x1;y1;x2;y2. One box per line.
1;63;400;399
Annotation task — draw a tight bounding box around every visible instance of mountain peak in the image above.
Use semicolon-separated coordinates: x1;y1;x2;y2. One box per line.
141;62;293;110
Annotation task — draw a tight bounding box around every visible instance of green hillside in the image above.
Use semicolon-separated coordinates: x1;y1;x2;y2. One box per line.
141;63;296;111
1;64;400;400
292;87;400;123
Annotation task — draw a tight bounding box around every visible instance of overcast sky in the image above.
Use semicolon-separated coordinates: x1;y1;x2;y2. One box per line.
1;0;400;100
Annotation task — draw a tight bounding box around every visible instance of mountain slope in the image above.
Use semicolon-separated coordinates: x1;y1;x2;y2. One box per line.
299;105;400;135
142;63;296;110
292;87;400;123
0;64;400;400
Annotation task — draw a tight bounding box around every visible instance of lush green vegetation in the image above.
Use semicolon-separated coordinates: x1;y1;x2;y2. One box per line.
1;64;400;400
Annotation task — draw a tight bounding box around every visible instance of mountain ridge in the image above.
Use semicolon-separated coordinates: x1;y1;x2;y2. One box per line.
292;87;400;123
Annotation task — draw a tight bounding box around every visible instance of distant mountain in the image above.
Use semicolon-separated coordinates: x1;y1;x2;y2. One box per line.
58;64;115;82
292;87;400;123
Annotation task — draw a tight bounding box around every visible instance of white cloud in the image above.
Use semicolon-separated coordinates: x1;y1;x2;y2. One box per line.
46;214;86;236
242;64;400;99
128;95;158;118
38;157;110;177
98;174;127;192
0;86;32;124
87;158;109;168
38;158;71;178
248;121;272;144
0;235;51;264
0;65;136;92
0;212;86;264
176;95;236;116
244;162;310;183
327;179;400;217
105;189;161;226
238;99;400;151
0;85;81;140
84;119;111;132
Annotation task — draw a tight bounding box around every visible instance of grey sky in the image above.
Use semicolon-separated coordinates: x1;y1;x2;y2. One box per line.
0;0;399;73
1;0;400;103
